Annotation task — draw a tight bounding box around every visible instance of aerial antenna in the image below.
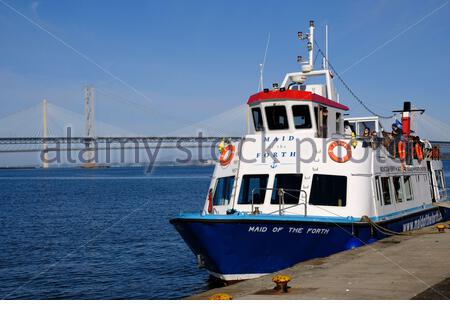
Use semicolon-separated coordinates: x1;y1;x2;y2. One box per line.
258;32;271;91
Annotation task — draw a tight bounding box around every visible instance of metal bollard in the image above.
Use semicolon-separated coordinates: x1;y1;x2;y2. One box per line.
209;293;233;300
272;275;291;293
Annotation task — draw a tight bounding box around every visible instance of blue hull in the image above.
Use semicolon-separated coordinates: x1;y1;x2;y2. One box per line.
170;207;449;280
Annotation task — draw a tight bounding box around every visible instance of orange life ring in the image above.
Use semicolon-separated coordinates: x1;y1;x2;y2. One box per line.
415;143;423;162
328;141;352;163
398;141;406;161
219;144;235;166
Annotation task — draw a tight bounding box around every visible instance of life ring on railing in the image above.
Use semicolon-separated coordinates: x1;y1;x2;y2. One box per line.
328;141;352;163
415;143;423;162
398;141;406;161
219;144;235;166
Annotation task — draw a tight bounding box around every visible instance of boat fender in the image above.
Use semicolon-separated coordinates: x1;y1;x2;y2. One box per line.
328;140;352;163
219;144;235;166
398;141;406;161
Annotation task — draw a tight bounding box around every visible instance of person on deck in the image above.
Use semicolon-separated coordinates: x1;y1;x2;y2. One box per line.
344;120;354;136
362;128;370;137
390;120;403;158
362;128;371;147
370;131;379;149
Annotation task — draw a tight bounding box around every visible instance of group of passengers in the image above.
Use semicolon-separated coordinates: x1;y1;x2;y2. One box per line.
343;120;425;160
343;121;379;149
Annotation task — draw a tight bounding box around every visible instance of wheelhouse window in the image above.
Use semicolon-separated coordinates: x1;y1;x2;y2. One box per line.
238;174;269;205
309;174;347;206
213;176;235;206
265;105;289;130
380;177;392;205
392;176;404;203
314;106;328;138
404;176;413;201
271;174;303;204
292;105;312;129
251;107;264;131
336;112;342;134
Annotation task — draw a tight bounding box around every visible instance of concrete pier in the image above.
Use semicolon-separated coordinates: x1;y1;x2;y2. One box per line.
188;224;450;299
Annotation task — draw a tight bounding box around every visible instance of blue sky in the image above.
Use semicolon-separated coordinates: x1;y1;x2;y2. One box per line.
0;0;449;135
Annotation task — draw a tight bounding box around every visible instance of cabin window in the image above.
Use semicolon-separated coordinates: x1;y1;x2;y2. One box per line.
380;177;392;205
335;113;342;134
309;174;347;206
271;174;303;204
314;106;328;137
265;105;289;130
392;176;404;203
292;105;312;129
375;176;381;203
314;106;319;136
251;107;264;131
213;176;235;206
357;121;376;136
404;176;413;201
238;174;269;205
440;170;446;190
435;170;445;190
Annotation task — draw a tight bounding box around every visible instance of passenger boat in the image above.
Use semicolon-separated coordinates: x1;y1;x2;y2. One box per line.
170;20;449;282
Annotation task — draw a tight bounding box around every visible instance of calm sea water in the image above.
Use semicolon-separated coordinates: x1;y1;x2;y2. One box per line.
1;162;449;299
0;166;214;299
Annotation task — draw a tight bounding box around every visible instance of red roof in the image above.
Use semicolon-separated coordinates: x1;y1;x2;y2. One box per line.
247;90;350;111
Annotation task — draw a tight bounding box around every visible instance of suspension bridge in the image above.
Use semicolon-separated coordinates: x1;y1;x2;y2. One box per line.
0;86;449;168
0;87;243;168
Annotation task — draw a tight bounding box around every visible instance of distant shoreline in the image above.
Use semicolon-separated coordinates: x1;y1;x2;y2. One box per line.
0;162;216;170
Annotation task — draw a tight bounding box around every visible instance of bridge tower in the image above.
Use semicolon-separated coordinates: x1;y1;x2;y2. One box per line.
83;86;96;168
42;98;49;168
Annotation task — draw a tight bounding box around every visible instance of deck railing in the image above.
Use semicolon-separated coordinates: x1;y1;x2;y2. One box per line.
251;187;308;216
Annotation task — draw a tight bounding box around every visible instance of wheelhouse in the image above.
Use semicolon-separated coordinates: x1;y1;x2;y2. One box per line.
247;89;349;138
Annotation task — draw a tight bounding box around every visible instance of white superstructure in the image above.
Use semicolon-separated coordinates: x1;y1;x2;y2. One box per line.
203;21;447;223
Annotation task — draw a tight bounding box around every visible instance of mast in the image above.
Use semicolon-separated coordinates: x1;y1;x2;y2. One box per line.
308;20;314;70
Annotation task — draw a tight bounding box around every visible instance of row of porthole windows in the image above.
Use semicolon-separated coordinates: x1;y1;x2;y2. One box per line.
212;173;347;208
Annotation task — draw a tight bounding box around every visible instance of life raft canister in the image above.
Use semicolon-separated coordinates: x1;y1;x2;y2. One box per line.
328;140;352;163
398;140;406;161
415;143;423;162
219;144;235;166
